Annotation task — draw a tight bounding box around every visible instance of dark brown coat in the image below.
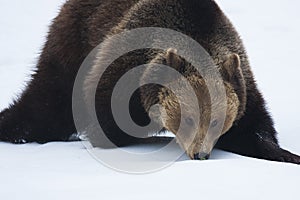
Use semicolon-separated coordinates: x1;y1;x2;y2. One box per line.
0;0;299;164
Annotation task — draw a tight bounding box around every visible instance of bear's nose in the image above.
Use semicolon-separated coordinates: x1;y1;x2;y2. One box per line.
194;153;210;160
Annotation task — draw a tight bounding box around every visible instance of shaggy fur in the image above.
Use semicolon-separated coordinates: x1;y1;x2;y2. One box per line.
0;0;299;164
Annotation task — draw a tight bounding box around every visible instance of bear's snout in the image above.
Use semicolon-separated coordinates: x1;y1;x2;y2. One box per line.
194;152;210;160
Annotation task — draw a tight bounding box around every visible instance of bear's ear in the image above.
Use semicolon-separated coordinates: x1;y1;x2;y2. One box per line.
166;48;180;66
222;53;247;119
222;53;242;81
165;48;185;71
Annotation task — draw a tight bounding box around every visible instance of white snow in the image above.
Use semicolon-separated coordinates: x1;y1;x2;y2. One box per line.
0;0;300;199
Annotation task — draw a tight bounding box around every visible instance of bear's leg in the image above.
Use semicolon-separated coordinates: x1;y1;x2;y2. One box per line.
217;129;300;164
216;87;300;164
90;90;156;147
253;134;300;164
0;0;100;144
0;71;77;144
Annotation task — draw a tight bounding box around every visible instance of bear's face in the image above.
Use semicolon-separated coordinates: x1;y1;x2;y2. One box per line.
156;76;240;160
147;49;246;160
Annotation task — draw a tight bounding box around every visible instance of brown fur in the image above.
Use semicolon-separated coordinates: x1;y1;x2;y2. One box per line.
0;0;299;163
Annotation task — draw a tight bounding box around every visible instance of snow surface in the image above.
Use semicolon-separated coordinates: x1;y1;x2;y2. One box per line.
0;0;300;199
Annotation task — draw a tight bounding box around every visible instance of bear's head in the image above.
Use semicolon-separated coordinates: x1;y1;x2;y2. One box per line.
141;49;247;160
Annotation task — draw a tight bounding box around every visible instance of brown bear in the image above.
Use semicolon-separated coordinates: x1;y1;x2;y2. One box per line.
0;0;299;163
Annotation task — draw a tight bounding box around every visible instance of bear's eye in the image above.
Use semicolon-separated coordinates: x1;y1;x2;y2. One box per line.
185;117;194;126
211;119;218;128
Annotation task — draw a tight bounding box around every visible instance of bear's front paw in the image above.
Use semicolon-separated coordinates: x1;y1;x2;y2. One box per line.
278;150;300;165
265;147;300;165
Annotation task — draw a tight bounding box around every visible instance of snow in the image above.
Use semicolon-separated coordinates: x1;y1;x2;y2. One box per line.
0;0;300;199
